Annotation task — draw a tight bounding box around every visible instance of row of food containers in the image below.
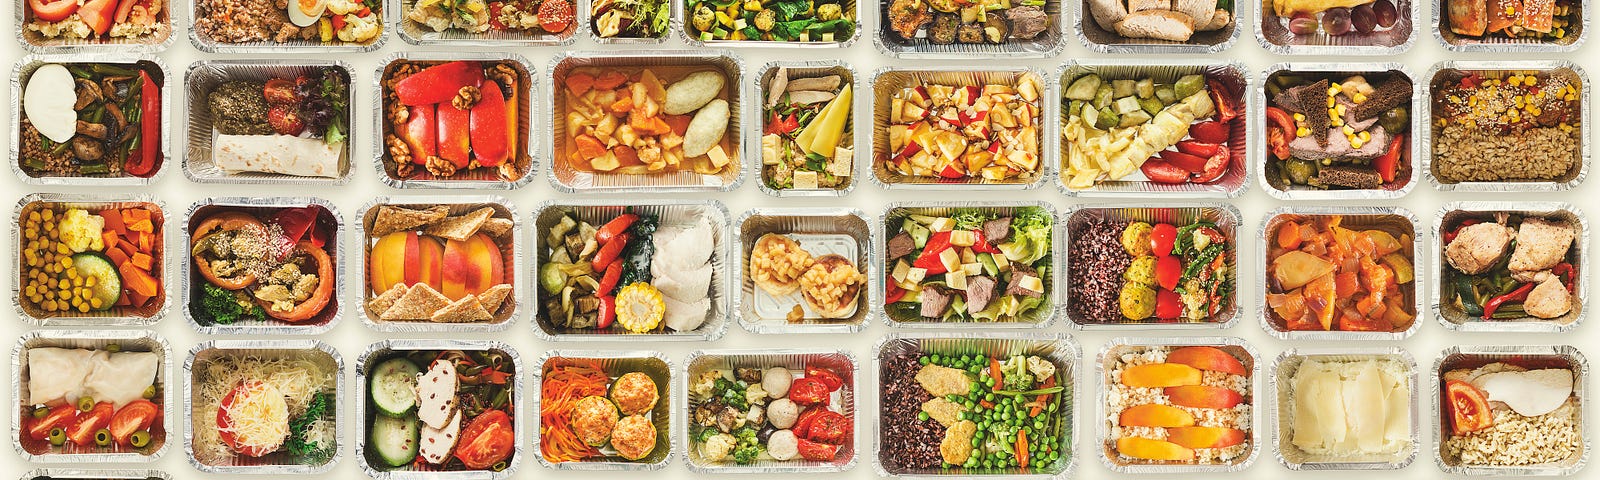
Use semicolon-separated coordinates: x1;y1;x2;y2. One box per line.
10;331;1587;477
14;53;1590;196
14;0;1590;55
13;193;1586;338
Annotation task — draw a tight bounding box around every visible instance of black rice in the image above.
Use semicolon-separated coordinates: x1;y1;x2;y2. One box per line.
879;350;944;470
1069;220;1132;323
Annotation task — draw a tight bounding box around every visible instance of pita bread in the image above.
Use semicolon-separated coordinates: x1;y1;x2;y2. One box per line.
371;205;449;238
424;207;495;242
367;283;408;317
479;217;514;238
476;284;513;313
431;294;493;323
381;283;451;321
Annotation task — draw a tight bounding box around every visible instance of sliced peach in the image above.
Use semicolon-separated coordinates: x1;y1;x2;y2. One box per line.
1166;346;1248;376
1164;385;1244;409
442;232;505;300
1116;437;1196;462
369;231;444;293
1165;426;1246;449
1118;404;1195;428
1121;363;1203;388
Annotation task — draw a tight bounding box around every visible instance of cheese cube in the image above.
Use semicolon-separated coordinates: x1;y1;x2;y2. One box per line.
937;248;961;275
892;260;911;284
948;230;976;247
761;133;782;166
793;171;819;189
961;263;983;276
959;247;976;264
906;267;928;284
1018;275;1044;293
707;144;731;168
993;253;1010;271
829;147;853;177
928;217;957;232
947;269;967;290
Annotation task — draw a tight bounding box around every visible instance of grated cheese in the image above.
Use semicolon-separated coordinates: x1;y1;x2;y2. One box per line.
193;356;336;463
218;381;290;452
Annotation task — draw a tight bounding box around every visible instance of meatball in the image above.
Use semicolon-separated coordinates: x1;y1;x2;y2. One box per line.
571;395;620;447
610;372;660;416
928;13;959;45
767;429;799;461
767;398;801;429
762;367;793;398
611;415;658;460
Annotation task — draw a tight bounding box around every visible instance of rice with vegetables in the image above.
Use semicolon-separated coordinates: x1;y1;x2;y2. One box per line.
1432;71;1582;183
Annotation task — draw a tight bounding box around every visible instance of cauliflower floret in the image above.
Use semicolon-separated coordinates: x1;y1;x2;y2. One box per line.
337;14;382;42
744;384;769;406
327;0;361;15
57;209;105;253
702;433;737;461
1026;356;1056;381
690;370;728;401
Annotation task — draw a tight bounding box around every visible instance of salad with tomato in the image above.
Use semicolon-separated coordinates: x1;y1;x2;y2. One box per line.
1069;214;1234;325
687;357;853;467
883;206;1052;323
365;349;517;473
1061;69;1242;189
22;344;164;457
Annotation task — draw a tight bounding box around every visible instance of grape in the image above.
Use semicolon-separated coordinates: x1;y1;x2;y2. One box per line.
1289;13;1320;35
1322;8;1353;36
1352;5;1378;34
1373;0;1398;28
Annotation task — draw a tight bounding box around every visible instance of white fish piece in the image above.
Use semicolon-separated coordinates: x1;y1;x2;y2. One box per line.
657;217;716;268
663;294;710;331
1474;368;1574;417
25;347;100;405
83;351;160;408
415;359;460;429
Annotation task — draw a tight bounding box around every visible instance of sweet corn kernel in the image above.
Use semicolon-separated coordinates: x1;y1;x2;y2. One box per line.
1328;85;1342;95
1296;127;1311;137
1359;131;1371;142
1293;113;1305;121
1351;138;1365;149
1328;97;1337;108
1509;75;1523;87
1352;93;1368;103
1343;125;1356;135
1526;75;1538;86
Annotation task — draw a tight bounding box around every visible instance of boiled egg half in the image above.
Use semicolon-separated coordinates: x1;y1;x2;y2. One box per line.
288;0;327;27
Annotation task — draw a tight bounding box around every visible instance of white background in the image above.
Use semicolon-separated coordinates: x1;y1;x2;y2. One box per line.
2;1;1595;479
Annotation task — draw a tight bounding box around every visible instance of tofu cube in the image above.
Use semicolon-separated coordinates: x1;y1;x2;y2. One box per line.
829;147;854;177
761;133;782;166
793;171;819;189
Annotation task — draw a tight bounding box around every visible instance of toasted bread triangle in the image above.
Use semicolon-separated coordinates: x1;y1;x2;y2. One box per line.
366;283;409;317
424;207;495;242
371;205;449;238
475;284;513;314
381;283;451;321
431;294;493;323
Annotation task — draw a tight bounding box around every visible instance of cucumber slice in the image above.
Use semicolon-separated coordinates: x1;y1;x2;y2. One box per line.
370;358;421;417
370;414;419;468
71;253;121;310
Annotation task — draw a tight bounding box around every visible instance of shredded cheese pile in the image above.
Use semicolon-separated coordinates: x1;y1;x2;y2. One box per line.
218;381;290;453
194;356;336;463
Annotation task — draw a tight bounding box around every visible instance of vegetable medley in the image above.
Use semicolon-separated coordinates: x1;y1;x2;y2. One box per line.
689;0;855;42
1266;214;1416;332
885;208;1052;323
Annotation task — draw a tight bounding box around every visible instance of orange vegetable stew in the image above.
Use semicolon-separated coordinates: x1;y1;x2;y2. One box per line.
1265;214;1416;332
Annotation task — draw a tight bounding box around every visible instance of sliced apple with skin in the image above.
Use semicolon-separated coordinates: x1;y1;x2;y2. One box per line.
402;105;438;165
441;233;504;300
468;81;510;167
369;232;444;293
436;103;472;169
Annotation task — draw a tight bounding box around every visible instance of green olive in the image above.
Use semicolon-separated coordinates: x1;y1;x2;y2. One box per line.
77;396;95;411
491;461;509;472
142;385;157;399
48;428;66;446
32;406;48;419
129;430;151;448
94;428;112;446
104;343;121;353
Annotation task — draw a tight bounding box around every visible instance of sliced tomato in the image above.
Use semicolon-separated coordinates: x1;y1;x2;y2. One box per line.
796;437;839;461
1192;148;1230;184
1175;141;1220;158
804;366;845;391
1139;158;1189;184
29;0;79;22
1188;121;1230;144
788;377;831;405
885;276;906;304
1149;223;1177;257
27;406;77;441
217;381;279;457
76;0;117;36
803;410;850;445
596;295;616;329
1207;79;1241;123
597;260;623;296
110;399;160;446
1159;150;1209;173
1155;255;1181;291
455;409;515;469
65;402;114;447
1446;380;1494;435
1154;288;1183;319
792;406;825;438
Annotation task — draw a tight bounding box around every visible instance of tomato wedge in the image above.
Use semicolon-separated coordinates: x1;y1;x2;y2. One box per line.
1159;150;1209;173
1188;121;1230;144
65;402;114;447
28;0;78;22
1446;380;1494;435
804;366;845;391
27;406;77;441
456;409;515;469
110;399;160;446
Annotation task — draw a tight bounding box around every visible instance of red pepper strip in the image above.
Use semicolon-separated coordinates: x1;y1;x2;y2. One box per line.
1482;282;1536;320
979;399;995;409
1442;219;1481;244
1552;262;1577;292
970;230;1002;254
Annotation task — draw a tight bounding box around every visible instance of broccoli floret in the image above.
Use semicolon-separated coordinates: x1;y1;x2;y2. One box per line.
733;444;763;465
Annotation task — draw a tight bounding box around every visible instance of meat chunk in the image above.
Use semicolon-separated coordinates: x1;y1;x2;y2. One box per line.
1524;276;1573;319
888;0;933;40
1445;222;1514;275
1448;0;1487;36
965;275;997;314
1006;6;1049;39
1509;218;1576;273
887;231;916;260
920;286;952;318
982;217;1012;243
1006;265;1044;298
915;364;973;397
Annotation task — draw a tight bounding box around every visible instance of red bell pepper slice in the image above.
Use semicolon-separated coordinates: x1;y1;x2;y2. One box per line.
1372;133;1405;183
911;231;953;274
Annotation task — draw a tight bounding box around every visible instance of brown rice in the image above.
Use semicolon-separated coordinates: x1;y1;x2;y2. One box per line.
1434;124;1579;182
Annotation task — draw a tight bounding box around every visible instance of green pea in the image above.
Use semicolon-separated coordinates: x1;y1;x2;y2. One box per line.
931;354;944;364
919;356;931;365
984;392;996;402
942;462;953;469
982;460;993;469
918;411;930;422
984;377;995;387
972;435;982;447
958;411;968;421
946;394;959;402
963;399;975;409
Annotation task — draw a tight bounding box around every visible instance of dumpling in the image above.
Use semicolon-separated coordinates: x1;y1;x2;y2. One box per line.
26;348;100;405
83;352;159;408
663;294;711;332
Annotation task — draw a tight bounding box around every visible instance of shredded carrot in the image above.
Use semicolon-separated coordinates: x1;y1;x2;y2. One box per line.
540;361;610;463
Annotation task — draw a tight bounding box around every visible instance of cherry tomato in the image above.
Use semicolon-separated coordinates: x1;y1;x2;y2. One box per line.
804;366;845;392
1155;288;1183;319
803;410;850;444
1155;255;1181;291
262;78;299;105
66;402;113;447
1149;223;1177;257
109;399;160;446
27;406;76;441
456;409;515;469
788;377;831;405
1446;380;1494;435
796;437;839;461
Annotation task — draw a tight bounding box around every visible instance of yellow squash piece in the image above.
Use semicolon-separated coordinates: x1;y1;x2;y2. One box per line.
616;282;666;333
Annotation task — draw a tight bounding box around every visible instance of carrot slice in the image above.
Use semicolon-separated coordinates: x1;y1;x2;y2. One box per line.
119;262;159;297
593;71;628;90
564;73;595;96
